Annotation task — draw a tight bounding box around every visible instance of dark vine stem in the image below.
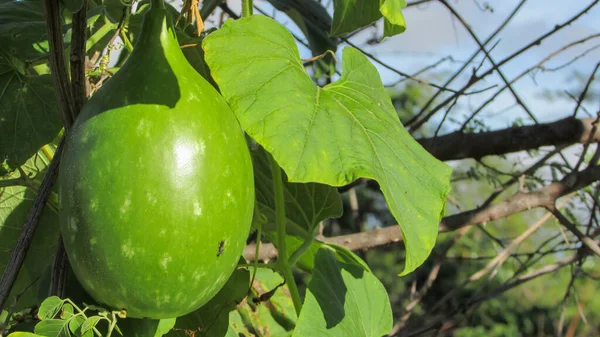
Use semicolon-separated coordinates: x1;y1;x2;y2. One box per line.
50;0;89;298
0;137;65;311
269;154;303;315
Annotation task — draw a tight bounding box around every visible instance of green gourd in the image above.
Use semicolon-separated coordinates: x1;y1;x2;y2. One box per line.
59;3;254;319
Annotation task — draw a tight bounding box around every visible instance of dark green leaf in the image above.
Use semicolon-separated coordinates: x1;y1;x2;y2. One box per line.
0;0;49;61
0;147;60;310
203;16;451;275
292;249;392;337
330;0;406;37
252;146;342;238
60;0;83;12
0;67;62;170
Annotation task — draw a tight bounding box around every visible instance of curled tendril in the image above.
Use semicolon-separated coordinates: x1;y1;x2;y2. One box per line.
119;0;134;6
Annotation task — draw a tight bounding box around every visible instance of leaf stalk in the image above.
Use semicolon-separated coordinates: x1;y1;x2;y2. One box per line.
269;154;303;315
242;0;252;17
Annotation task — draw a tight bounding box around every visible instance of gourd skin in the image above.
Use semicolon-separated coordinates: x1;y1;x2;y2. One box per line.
59;9;254;319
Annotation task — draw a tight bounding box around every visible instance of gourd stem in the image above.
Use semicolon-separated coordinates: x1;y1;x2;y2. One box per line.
242;0;252;17
150;0;165;9
269;154;303;315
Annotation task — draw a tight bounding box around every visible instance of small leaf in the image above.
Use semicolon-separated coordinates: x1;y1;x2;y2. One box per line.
81;316;103;335
292;249;392;337
34;319;72;337
68;315;90;337
155;318;176;336
120;317;174;337
7;333;46;337
380;0;407;37
60;304;74;320
203;16;451;275
38;297;64;320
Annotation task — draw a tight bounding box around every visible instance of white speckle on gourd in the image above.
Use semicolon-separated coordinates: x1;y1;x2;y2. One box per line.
193;201;202;217
90;237;97;245
192;270;206;281
160;253;172;269
146;191;157;205
121;240;135;259
120;198;131;214
90;199;98;212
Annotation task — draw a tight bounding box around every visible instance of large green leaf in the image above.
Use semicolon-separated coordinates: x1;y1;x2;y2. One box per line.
331;0;406;38
203;15;451;275
167;268;249;337
292;249;392;337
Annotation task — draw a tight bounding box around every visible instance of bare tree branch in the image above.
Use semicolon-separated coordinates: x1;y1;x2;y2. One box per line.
418;117;600;161
245;164;600;261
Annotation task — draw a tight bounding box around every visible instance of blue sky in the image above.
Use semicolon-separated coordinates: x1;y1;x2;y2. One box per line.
339;0;600;129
